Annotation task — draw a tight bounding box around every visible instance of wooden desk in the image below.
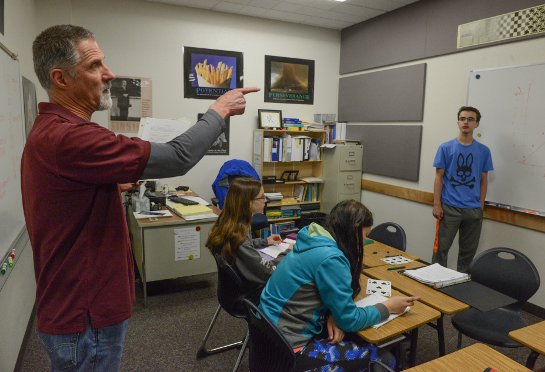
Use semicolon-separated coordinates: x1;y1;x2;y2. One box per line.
127;199;219;306
363;240;420;268
509;320;545;368
356;274;441;366
363;265;469;356
404;343;530;371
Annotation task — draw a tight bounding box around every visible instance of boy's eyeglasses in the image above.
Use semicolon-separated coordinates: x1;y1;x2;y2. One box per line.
458;117;476;123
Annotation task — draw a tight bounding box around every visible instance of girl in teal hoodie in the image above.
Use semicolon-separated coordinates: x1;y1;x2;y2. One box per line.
259;200;418;371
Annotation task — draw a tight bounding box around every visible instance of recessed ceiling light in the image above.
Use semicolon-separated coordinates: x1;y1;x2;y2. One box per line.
335;0;347;2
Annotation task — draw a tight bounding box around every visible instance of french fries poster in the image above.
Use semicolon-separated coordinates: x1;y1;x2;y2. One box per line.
183;47;243;99
265;55;314;105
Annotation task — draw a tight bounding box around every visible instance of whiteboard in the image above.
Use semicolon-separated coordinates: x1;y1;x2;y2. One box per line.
0;50;25;261
468;63;545;214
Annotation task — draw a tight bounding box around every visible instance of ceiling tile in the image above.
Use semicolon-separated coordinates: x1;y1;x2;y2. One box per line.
144;0;420;30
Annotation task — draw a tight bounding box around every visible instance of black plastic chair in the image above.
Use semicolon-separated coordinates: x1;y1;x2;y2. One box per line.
196;252;257;371
451;247;540;349
242;298;297;372
368;222;407;251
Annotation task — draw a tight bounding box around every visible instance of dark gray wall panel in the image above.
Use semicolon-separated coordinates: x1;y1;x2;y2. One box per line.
340;0;545;73
346;124;423;181
338;63;426;122
341;3;427;73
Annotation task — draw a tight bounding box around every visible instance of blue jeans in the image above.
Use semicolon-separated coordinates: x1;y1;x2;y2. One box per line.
38;318;128;372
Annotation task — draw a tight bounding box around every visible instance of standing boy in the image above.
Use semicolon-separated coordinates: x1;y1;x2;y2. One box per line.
432;106;493;273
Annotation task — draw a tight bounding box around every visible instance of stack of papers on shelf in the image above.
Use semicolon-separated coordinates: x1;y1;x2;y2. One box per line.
356;293;410;329
302;121;325;131
265;192;283;201
403;263;470;288
300;177;324;183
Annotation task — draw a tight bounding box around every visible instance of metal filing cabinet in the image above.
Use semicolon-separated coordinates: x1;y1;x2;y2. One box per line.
321;144;363;214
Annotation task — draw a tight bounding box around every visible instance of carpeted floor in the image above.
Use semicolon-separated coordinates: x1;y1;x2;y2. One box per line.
17;273;545;371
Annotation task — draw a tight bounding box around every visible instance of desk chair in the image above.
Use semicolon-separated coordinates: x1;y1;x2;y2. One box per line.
368;222;407;251
242;299;396;372
242;298;297;372
212;159;260;209
452;247;540;349
197;252;257;372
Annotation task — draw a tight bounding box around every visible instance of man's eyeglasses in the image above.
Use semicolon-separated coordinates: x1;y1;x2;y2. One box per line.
458;117;477;123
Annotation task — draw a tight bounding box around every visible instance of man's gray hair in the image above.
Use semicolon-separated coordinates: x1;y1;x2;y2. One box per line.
33;25;95;90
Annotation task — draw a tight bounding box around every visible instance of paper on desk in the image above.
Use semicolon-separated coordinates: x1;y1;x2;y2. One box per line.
260;238;295;258
133;210;173;219
168;203;211;216
356;293;410;329
174;226;200;261
381;256;413;265
260;243;290;258
182;213;218;221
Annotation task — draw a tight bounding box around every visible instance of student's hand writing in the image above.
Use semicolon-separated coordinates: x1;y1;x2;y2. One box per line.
267;234;282;246
383;296;419;314
326;315;344;344
210;87;260;118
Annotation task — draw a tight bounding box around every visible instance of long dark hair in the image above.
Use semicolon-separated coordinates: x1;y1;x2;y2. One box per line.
206;177;261;263
325;199;373;298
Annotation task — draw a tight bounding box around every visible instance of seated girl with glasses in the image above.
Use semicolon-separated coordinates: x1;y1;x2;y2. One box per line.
259;200;419;371
206;177;291;290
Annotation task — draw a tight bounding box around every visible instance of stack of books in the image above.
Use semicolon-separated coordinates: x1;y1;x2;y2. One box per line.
402;263;470;288
283;117;304;131
280;205;301;218
265;209;282;220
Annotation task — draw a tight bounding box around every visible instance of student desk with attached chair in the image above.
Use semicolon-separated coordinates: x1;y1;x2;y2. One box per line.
363;264;470;356
356;274;441;367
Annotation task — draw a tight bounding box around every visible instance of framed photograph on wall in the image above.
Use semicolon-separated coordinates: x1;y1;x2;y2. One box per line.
109;76;153;134
184;46;243;99
264;55;314;104
258;109;283;129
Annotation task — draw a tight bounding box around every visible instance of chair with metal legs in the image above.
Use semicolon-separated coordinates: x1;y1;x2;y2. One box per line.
452;247;540;350
196;251;259;371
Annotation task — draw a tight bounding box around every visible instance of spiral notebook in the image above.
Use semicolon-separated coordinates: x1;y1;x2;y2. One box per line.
402;263;470;288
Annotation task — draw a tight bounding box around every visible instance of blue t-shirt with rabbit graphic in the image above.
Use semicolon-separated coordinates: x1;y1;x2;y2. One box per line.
433;139;493;209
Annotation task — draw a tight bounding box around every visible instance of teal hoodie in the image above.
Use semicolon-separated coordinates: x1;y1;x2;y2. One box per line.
259;223;389;348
